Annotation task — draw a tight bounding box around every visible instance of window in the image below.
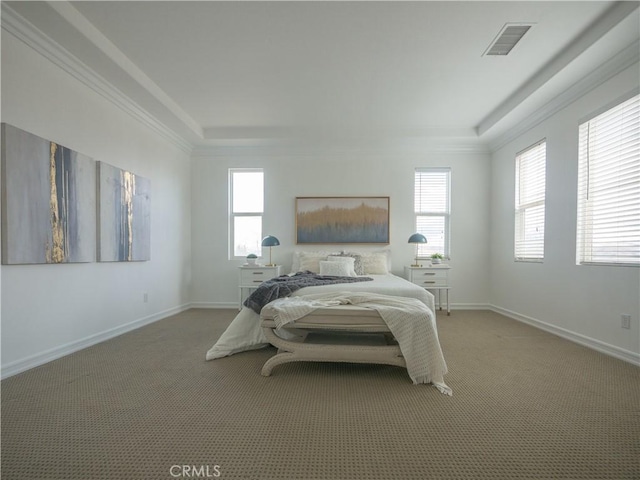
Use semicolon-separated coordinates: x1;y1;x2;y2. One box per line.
229;168;264;258
414;168;450;258
515;140;546;261
577;94;640;266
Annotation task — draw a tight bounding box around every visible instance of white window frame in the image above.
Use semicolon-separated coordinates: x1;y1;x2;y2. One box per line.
229;168;264;259
576;93;640;266
414;167;451;259
514;140;547;262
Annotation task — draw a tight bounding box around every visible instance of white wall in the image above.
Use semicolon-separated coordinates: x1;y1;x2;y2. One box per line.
1;32;192;376
489;63;640;360
191;144;491;309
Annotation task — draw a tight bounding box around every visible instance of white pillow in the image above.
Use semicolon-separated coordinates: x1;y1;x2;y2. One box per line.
298;253;331;273
291;251;339;273
344;249;391;272
330;253;365;275
360;251;390;274
291;251;304;273
319;260;354;277
326;256;357;276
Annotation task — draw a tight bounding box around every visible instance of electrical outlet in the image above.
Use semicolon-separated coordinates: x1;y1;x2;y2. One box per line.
621;314;631;329
143;292;148;303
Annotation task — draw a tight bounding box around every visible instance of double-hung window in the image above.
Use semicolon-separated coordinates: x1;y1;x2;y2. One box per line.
414;168;450;258
229;168;264;258
577;93;640;265
515;140;547;261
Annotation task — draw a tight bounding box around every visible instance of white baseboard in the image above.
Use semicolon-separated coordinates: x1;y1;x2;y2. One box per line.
190;302;238;309
449;303;491;310
490;305;640;366
1;303;191;379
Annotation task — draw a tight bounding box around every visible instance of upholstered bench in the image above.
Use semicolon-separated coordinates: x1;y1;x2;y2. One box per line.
259;303;405;376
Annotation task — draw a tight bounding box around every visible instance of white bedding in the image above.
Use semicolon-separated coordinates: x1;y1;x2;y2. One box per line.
266;292;451;394
205;274;435;360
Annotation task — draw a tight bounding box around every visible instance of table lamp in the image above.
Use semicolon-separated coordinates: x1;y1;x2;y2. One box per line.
408;233;427;267
261;235;280;266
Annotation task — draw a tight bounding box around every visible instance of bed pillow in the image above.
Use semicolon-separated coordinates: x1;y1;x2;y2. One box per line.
298;252;340;273
291;251;339;273
319;260;355;277
326;255;359;276
328;253;364;275
362;253;389;274
347;250;390;274
325;256;357;276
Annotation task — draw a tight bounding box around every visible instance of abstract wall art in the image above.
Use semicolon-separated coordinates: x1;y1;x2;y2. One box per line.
1;123;96;264
296;196;390;244
97;162;150;262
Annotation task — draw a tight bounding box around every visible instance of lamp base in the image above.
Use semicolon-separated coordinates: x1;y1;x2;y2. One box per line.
265;263;277;267
410;263;422;267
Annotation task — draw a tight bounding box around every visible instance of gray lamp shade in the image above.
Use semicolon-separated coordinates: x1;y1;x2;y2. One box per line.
261;235;280;247
408;233;427;244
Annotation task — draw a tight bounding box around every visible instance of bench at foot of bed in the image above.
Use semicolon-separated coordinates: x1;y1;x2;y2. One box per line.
259;305;406;377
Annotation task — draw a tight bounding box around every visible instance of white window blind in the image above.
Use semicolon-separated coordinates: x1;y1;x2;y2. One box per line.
229;169;264;258
577;94;640;265
515;140;546;261
414;168;450;257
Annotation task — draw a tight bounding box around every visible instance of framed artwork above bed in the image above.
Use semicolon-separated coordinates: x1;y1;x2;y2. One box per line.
296;196;390;244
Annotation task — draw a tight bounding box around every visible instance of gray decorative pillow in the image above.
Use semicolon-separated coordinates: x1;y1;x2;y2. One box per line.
334;253;364;275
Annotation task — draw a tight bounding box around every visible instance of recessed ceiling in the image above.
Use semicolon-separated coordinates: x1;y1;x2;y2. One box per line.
4;1;639;148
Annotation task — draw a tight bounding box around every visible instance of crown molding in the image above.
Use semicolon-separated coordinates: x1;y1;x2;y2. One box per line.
1;3;193;154
191;136;490;159
487;40;639;153
7;1;632;159
48;1;203;139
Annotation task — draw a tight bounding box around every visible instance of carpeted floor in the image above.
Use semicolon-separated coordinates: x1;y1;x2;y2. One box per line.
1;309;639;480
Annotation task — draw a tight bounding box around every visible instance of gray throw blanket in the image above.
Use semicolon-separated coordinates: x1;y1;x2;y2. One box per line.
243;271;373;314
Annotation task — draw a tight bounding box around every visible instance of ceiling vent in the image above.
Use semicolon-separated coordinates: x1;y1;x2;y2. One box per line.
483;23;534;56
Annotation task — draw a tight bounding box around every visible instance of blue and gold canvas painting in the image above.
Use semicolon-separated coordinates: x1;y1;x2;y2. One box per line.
97;162;150;262
1;124;96;264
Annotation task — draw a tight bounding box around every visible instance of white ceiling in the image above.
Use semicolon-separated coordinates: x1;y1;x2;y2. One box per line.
4;1;640;149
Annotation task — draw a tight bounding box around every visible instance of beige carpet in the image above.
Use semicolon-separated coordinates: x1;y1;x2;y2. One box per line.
1;309;638;480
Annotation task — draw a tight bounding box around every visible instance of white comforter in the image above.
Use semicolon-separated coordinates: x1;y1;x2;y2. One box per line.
205;274;435;360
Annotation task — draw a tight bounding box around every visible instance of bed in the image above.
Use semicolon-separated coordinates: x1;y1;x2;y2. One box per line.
205;273;435;358
205;250;450;394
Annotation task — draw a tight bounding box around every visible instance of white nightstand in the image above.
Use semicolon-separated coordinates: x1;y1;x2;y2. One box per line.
238;265;283;309
404;265;451;315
